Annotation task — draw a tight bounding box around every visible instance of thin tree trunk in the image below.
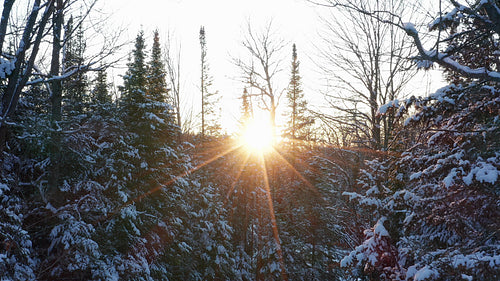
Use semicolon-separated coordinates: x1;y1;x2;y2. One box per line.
48;0;64;192
0;0;15;52
0;0;53;151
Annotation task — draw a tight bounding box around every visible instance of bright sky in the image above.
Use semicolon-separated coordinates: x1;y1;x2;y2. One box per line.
104;0;323;134
101;0;444;135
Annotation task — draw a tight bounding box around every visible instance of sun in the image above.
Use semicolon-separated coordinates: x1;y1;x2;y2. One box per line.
240;116;275;153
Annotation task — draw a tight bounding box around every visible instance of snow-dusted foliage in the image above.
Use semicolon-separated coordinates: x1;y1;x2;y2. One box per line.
340;157;410;280
2;28;195;280
0;154;36;280
396;83;499;280
340;1;500;279
305;147;381;279
341;217;402;279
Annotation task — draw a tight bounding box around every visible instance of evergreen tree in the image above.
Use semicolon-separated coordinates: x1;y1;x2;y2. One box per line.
147;30;168;103
199;26;221;138
119;29;179;201
92;68;112;105
120;30;148;129
240;88;253;123
113;30;188;279
62;15;88;118
284;44;313;142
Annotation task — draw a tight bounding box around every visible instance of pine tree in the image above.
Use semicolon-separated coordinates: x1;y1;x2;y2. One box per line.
199;26;221;138
284;44;313;142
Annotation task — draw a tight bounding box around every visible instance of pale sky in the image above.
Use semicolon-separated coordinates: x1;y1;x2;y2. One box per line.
101;0;443;135
104;0;324;134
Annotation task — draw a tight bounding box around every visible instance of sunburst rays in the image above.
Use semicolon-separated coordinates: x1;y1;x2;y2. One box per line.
105;137;320;280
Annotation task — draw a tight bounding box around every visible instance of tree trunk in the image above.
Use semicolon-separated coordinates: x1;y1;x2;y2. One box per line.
48;0;64;192
0;0;15;51
0;0;51;151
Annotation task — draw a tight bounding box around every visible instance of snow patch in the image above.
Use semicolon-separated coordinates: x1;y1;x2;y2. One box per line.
464;162;499;185
443;168;458;187
403;22;418;35
378;100;399;115
0;183;9;196
409;171;422;180
374;217;389;237
0;57;15;79
414;266;437;280
461;274;473;281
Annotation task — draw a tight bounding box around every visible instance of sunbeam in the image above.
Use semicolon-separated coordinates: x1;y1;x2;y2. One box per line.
258;152;288;280
103;143;243;222
270;147;323;198
224;151;251;204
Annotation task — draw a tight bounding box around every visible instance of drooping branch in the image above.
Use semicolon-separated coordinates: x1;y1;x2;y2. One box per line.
313;0;500;83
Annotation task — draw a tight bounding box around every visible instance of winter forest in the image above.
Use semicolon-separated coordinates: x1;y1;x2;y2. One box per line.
0;0;499;280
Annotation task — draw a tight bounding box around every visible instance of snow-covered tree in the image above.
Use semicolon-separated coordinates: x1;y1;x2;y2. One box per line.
148;30;168;103
324;0;500;279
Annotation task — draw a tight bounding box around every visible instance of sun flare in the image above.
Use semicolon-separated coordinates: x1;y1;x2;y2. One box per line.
240;116;274;153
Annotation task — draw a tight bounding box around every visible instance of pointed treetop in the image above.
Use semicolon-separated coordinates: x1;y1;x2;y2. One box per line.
292;43;297;61
200;26;205;42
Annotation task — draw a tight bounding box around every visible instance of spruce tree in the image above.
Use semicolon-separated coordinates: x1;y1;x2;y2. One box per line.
119;29;179;196
199;26;221;138
284;44;313;142
113;31;187;279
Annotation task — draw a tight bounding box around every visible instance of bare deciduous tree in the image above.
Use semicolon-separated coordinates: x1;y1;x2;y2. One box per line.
316;0;419;150
164;31;183;134
317;0;500;83
0;0;55;150
234;21;287;137
0;0;124;151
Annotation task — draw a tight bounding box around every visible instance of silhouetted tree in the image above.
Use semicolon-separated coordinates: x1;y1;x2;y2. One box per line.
284;44;313;142
199;26;221;138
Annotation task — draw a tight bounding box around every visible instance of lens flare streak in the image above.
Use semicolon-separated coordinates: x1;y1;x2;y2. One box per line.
258;152;288;280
